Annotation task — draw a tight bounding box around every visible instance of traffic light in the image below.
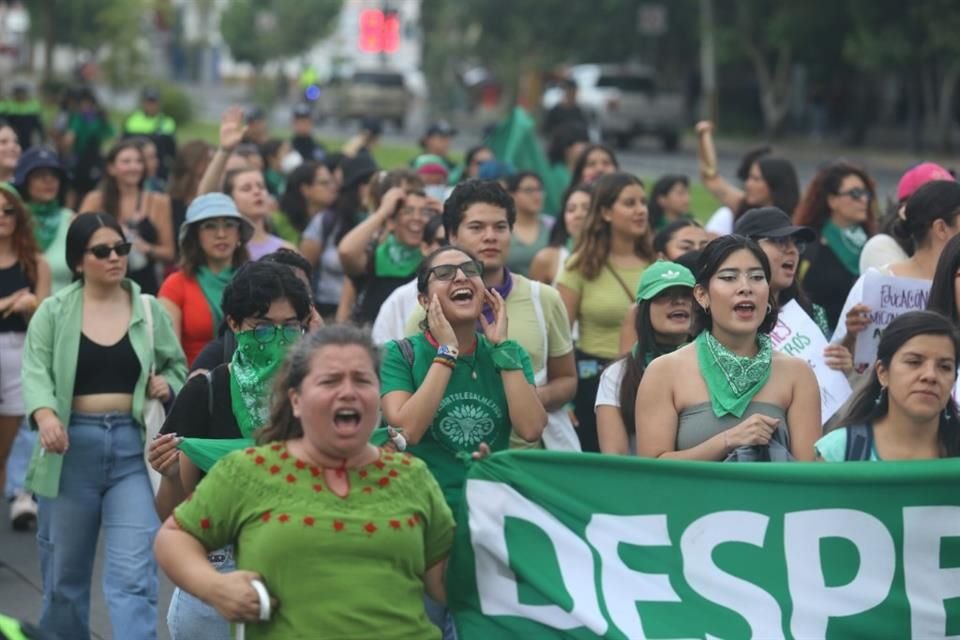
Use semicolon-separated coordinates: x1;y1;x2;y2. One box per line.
358;9;400;53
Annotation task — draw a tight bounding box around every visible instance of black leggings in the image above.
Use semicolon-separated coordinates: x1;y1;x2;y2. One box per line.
572;349;611;453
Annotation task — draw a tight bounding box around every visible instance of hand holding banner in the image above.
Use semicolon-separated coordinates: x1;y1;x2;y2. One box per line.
854;271;931;370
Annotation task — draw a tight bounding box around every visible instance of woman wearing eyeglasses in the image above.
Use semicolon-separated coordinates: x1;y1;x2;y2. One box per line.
149;260;312;639
794;161;879;332
21;212;187;638
159;193;253;366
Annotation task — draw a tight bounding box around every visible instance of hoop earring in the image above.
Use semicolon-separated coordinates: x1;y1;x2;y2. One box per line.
766;303;773;314
875;386;887;407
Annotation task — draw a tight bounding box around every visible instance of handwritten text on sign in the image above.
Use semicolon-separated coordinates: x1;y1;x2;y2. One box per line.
854;271;931;368
770;300;852;420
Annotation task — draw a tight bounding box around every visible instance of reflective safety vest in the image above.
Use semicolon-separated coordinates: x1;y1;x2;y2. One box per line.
0;98;41;115
124;109;176;136
0;613;31;640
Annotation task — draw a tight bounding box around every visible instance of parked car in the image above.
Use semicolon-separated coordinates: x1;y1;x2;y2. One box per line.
317;70;410;130
543;63;684;151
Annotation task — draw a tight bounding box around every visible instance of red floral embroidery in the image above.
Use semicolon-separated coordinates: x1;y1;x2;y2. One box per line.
304;516;315;526
407;518;416;527
413;514;422;523
378;477;390;488
358;470;368;478
270;465;281;475
388;469;399;478
374;460;385;470
254;456;265;465
295;460;306;470
401;458;411;466
364;522;377;534
333;520;345;532
200;518;211;530
313;484;323;493
278;514;290;523
286;474;297;484
389;519;402;530
362;487;373;494
384;454;395;461
280;452;290;460
271;443;282;451
245;447;256;455
310;466;321;477
261;511;271;522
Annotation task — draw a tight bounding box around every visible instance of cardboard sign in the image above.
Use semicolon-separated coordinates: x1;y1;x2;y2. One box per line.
854;271;931;369
770;300;852;420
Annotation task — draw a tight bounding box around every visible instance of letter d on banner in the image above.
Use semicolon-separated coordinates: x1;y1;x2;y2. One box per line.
784;509;895;637
465;480;608;634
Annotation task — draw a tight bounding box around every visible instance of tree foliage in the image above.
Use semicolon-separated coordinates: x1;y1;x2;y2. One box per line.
220;0;341;69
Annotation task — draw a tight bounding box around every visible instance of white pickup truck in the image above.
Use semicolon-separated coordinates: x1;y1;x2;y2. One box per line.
543;63;685;151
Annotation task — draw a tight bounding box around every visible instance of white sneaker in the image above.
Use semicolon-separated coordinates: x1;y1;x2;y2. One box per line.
10;490;36;531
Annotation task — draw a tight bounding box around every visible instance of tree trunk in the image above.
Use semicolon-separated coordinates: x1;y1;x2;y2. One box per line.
735;0;792;138
935;60;960;152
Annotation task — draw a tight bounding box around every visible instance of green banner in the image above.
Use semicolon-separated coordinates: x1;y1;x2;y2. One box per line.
448;451;960;639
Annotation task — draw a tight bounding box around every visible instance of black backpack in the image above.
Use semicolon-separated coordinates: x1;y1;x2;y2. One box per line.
843;424;874;461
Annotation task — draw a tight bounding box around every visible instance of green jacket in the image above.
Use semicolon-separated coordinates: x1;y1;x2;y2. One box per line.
22;279;188;497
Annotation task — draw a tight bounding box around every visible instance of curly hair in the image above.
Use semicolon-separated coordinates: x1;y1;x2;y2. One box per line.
793;160;879;234
442;179;516;237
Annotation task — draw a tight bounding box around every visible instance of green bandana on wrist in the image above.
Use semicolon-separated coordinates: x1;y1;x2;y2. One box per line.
374;233;422;278
491;339;526;371
28;201;63;252
696;331;772;418
178;437;252;472
230;326;299;437
821;221;866;276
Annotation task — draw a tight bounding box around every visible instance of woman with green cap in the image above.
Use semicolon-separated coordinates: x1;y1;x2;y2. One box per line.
596;260;694;455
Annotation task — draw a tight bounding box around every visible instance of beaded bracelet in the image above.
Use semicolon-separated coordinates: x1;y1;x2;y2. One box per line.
432;356;456;370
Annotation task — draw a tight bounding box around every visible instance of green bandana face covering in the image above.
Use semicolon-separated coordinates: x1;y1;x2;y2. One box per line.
696;331;773;418
230;325;301;437
821;221;866;276
374;232;421;278
28;201;63;252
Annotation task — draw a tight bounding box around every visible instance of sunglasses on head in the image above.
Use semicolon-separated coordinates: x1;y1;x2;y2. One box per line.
426;260;483;283
86;242;132;259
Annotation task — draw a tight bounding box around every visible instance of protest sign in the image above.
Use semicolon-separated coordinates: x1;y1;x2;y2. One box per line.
449;451;960;640
854;271;930;369
769;300;852;420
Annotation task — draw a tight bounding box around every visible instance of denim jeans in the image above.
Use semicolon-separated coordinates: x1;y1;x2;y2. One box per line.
4;418;34;498
424;593;458;640
167;547;234;640
36;412;160;640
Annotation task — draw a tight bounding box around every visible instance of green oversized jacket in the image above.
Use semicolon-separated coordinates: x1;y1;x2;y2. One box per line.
21;279;188;497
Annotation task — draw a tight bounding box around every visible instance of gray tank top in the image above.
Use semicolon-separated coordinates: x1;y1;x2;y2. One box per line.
677;401;789;451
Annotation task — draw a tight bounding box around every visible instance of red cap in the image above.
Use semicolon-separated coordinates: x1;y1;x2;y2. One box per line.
897;162;954;202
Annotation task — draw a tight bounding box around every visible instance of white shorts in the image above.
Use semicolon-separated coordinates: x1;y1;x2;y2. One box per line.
0;332;25;416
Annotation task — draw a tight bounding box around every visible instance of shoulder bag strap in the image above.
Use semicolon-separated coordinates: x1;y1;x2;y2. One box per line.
140;294;156;376
605;264;635;303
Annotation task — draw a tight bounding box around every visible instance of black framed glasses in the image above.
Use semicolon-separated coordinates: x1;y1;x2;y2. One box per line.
250;323;305;344
837;187;871;201
426;260;483;283
86;242;132;260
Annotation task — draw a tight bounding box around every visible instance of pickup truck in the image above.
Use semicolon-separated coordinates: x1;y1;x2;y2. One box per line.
543;63;685;151
316;70;410;131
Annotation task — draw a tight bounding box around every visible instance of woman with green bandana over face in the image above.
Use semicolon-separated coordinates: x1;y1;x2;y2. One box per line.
635;235;821;462
14;147;74;293
148;259;311;639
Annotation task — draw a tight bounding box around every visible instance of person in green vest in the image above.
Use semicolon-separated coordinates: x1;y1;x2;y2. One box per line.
123;87;176;181
0;83;44;149
13;147;73;293
0;612;49;640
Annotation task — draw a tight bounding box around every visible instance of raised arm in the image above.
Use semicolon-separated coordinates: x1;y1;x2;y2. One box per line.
337;187;405;276
197;107;246;195
695;121;745;212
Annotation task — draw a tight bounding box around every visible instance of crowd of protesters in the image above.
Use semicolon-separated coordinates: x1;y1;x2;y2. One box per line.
0;79;958;640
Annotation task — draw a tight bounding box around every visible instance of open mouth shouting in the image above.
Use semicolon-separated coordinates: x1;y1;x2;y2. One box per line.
450;286;476;306
333;408;362;434
733;301;757;320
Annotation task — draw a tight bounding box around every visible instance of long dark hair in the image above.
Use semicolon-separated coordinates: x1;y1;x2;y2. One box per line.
693;235;778;335
794;160;879;234
66;212;126;280
893;180;960;247
648;174;689;229
737;156;799;220
179;220;249;278
570;144;619;186
101;139;147;218
926;233;960;324
258;325;381;444
278;161;322;234
617;293;692;428
0;188;39;286
834;310;960;457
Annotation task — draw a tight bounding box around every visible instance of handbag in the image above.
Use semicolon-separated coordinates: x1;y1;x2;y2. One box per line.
141;294;167;494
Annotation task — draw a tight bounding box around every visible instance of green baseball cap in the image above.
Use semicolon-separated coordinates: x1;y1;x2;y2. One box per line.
635;260;695;303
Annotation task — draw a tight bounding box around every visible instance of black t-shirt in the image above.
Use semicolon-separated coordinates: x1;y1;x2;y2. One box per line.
190;333;236;373
160;364;239;440
0;263;31;332
801;240;857;333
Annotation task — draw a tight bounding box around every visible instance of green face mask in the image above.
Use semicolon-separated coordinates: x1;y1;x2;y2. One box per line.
230;324;302;437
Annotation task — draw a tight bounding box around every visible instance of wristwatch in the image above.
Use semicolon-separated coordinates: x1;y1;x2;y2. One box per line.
436;344;459;360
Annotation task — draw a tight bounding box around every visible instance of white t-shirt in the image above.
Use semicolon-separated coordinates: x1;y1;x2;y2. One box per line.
595;358;626;408
859;234;908;274
705;206;734;236
371;278;419;346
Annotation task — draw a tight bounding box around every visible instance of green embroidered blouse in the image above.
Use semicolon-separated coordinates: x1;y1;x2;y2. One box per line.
174;443;455;639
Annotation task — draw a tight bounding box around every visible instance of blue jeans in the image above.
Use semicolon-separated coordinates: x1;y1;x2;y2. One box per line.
36;412;160;640
4;418;34;498
167;547;234;640
424;593;458;640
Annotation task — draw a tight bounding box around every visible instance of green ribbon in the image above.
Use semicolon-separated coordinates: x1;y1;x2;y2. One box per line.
696;331;773;418
28;201;63;252
196;266;234;328
374;233;421;278
178;437;252;473
821;221;866;276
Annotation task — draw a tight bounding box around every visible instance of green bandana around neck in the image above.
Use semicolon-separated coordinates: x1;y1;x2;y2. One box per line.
821;221;866;276
374;232;422;278
196;266;234;328
230;327;299;438
696;331;773;418
28;201;63;252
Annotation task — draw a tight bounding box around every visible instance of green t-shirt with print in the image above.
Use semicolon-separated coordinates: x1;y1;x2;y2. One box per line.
380;332;535;518
174;443;454;640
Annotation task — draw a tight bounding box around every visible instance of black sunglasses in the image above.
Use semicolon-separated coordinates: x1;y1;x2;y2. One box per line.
836;187;871;201
426;260;483;283
86;242;132;259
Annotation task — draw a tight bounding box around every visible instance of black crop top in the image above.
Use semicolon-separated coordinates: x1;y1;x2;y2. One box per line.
73;333;142;396
0;263;31;333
